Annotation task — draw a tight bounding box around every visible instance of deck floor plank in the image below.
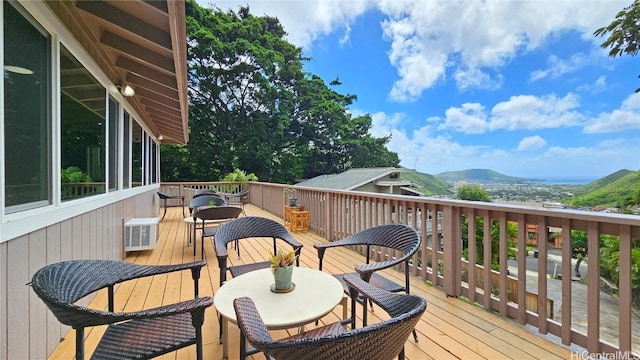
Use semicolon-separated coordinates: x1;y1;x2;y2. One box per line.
47;204;572;360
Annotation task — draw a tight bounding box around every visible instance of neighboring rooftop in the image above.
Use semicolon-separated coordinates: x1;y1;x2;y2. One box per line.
296;167;421;195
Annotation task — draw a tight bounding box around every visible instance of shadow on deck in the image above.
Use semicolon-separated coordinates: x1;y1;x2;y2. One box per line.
48;204;573;360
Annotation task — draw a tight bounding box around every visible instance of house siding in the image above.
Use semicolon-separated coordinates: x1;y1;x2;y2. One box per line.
0;190;157;359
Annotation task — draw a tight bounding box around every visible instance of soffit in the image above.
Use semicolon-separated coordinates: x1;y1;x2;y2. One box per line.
46;0;189;144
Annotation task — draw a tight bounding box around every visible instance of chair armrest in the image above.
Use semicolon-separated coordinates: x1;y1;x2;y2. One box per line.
354;259;406;281
233;297;274;346
115;260;207;284
343;274;410;318
314;237;366;269
73;297;214;328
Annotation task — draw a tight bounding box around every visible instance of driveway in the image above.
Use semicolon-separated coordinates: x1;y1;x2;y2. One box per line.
507;249;640;350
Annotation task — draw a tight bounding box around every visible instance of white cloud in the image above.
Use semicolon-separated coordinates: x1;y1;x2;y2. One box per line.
577;75;608;94
434;93;585;133
199;0;375;48
437;103;488;134
583;92;640;133
490;93;584;131
377;0;621;102
529;53;590;82
376;112;639;177
516;135;547;151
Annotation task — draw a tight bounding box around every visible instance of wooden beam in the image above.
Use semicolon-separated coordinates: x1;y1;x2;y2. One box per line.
101;31;174;73
115;57;176;88
75;0;172;49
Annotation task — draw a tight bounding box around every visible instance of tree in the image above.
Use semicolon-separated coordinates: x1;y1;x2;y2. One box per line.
163;2;401;183
570;230;588;278
186;2;303;182
594;0;640;92
457;185;492;202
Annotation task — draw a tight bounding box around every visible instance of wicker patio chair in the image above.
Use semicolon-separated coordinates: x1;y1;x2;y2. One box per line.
193;205;243;258
186;195;227;246
29;259;213;360
157;191;185;221
214;216;303;343
189;194;226;214
314;223;421;341
222;188;249;215
193;188;219;198
233;274;426;360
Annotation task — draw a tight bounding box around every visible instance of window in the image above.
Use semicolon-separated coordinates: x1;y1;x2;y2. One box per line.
60;45;106;201
3;1;51;213
131;120;142;187
123;112;131;189
151;141;158;184
108;96;119;191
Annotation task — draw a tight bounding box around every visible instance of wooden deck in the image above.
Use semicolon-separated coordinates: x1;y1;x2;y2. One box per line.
48;204;574;360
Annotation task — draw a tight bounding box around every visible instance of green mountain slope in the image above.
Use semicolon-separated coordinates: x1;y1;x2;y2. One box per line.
401;172;452;196
572;169;633;196
434;169;533;184
569;170;640;207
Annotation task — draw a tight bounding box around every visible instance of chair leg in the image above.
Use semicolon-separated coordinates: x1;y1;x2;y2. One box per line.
161;199;168;221
75;327;84;360
218;314;224;344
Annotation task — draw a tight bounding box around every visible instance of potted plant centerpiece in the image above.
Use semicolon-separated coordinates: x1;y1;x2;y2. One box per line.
270;247;297;292
284;185;298;207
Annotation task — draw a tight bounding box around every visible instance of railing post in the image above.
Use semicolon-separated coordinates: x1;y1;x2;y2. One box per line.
442;205;461;297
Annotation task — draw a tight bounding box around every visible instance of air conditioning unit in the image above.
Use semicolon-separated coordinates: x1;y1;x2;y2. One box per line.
125;218;159;251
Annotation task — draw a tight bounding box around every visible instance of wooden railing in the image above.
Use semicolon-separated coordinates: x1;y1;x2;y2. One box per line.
161;181;640;354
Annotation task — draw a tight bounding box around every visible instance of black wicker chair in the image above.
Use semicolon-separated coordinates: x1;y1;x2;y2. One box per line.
314;224;421;341
214;216;303;343
29;260;213;360
157;191;185;221
233;274;426;360
222;188;249;215
193;205;243;258
193;188;219;198
186;195;227;246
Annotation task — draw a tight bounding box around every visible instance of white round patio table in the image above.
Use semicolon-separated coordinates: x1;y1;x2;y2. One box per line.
214;267;344;359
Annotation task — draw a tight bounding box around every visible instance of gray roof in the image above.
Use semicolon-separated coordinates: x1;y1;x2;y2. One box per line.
296;167;412;190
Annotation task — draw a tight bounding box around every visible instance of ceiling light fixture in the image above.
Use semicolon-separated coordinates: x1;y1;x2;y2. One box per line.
157;135;164;141
4;65;33;75
116;83;135;97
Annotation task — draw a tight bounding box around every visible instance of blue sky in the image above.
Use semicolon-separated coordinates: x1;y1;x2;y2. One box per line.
199;0;640;179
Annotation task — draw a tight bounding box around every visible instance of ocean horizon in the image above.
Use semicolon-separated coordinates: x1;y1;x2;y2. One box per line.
531;176;597;185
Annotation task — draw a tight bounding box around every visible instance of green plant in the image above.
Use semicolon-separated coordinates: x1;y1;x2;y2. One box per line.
284;185;297;199
270;247;297;271
221;169;258;184
61;166;91;183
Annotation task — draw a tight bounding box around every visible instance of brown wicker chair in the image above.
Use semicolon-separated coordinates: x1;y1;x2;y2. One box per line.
233;274;426;360
29;260;213;360
314;224;421;340
213;216;303;343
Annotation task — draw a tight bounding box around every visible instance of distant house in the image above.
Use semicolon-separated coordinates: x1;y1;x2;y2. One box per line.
296;167;422;196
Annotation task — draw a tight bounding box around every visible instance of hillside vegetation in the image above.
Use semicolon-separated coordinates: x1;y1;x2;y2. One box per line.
568;170;640;207
401;172;451;196
435;169;534;184
572;169;633;196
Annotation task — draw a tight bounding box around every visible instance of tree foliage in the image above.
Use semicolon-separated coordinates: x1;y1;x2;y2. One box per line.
594;0;640;92
161;1;399;182
457;185;492;202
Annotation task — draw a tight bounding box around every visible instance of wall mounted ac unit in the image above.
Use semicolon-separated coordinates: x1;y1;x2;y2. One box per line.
125;218;159;251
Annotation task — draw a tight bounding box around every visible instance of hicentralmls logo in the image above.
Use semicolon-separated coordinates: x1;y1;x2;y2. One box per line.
571;351;636;360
